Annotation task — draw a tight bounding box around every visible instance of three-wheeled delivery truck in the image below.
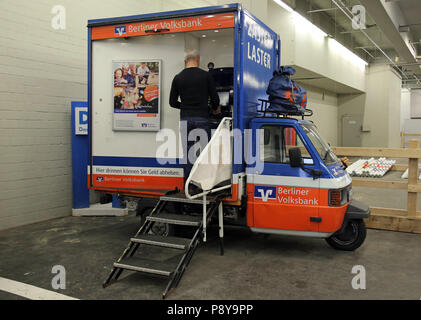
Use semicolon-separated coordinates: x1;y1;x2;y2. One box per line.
86;4;370;298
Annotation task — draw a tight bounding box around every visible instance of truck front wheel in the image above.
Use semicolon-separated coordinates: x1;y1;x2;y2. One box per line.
325;219;366;251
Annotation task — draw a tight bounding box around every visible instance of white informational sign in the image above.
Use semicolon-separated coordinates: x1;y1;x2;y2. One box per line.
75;107;88;135
112;60;161;131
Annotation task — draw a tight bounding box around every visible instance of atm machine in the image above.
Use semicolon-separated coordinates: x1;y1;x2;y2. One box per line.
208;65;234;123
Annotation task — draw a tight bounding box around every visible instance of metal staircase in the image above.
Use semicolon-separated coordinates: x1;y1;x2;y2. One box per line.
103;118;232;298
103;191;225;299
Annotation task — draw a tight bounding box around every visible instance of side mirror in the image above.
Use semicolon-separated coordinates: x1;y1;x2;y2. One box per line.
289;147;323;180
312;169;323;178
289;147;303;168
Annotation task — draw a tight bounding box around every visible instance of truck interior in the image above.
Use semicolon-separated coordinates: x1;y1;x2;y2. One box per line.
262;126;313;164
91;27;234;168
184;29;234;123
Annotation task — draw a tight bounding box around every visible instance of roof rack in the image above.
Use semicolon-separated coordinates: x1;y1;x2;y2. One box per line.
257;99;313;120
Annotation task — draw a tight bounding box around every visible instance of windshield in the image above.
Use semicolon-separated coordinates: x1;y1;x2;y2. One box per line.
300;123;339;166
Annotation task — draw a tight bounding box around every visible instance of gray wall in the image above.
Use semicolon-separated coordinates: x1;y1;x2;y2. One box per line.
363;65;402;148
401;89;411;132
411;90;421;118
0;0;215;230
337;65;402;147
304;85;339;146
337;93;366;146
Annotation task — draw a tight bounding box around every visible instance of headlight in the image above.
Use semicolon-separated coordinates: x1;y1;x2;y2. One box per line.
329;189;342;206
329;186;351;206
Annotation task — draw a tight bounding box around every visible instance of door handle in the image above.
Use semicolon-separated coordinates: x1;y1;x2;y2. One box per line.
310;217;322;223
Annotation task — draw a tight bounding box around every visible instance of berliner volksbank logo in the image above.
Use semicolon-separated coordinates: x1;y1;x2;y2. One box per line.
254;186;276;202
114;25;127;36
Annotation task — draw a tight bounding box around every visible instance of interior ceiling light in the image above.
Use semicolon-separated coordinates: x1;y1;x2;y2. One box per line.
274;1;326;38
293;12;327;38
274;0;367;68
273;0;293;13
328;38;368;69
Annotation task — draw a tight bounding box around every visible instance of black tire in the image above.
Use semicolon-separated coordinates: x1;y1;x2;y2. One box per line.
326;219;366;251
138;206;175;237
150;221;175;237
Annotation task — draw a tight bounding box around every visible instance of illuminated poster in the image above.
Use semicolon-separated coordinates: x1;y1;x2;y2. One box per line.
113;60;160;131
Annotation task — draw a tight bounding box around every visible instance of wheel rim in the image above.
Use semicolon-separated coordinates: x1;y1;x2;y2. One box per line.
333;221;359;246
151;222;169;236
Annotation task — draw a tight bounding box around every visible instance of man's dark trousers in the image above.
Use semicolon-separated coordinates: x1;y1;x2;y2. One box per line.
180;116;213;182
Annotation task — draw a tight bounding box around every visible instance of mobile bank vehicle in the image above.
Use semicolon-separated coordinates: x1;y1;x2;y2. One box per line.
87;4;370;297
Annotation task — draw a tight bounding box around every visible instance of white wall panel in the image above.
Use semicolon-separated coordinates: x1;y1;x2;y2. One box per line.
92;35;185;158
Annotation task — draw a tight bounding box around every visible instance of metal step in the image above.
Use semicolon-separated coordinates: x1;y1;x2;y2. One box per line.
131;234;191;250
160;192;214;204
113;256;177;277
147;212;202;226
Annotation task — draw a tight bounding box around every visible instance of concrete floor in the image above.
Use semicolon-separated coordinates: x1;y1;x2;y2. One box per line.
1;212;420;300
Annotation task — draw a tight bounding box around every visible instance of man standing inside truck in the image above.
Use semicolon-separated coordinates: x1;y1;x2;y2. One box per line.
169;49;220;183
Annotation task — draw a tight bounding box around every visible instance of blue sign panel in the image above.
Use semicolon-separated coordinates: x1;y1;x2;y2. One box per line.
75;106;88;135
254;185;276;201
114;25;127;36
233;10;279;174
71;101;90;209
72;101;122;209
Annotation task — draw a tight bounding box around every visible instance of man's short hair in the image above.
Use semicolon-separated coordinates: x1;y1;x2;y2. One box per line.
184;49;200;63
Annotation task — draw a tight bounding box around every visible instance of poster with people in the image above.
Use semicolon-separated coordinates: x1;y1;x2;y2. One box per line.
113;60;161;131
